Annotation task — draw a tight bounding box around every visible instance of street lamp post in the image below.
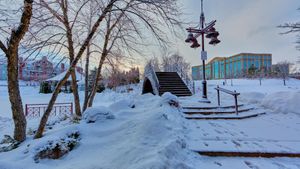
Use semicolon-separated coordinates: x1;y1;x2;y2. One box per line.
185;0;220;102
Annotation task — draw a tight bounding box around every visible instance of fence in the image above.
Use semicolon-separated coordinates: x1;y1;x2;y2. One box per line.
25;103;73;118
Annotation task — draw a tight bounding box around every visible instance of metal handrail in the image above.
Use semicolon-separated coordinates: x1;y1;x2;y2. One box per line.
215;85;240;115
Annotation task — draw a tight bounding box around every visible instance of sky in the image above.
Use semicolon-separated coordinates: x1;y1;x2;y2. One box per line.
172;0;300;67
1;0;299;71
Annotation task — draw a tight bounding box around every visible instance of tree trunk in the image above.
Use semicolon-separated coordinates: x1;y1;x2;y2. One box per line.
34;69;74;139
0;0;33;142
62;3;82;118
34;1;114;138
71;71;81;117
82;44;90;112
87;51;107;108
7;50;26;142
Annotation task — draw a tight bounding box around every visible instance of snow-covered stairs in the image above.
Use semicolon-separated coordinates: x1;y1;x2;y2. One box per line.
183;101;300;158
182;105;266;120
156;72;192;97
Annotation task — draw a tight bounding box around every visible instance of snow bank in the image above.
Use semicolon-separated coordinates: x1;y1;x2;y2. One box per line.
240;92;266;104
261;91;300;115
160;92;179;107
0;86;195;169
108;99;135;112
83;106;115;123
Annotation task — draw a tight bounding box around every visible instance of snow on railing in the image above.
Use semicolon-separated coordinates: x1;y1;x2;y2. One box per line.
144;64;160;95
176;69;194;94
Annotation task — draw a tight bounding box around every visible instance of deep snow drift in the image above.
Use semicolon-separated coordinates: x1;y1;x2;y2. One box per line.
0;78;300;169
0;85;195;169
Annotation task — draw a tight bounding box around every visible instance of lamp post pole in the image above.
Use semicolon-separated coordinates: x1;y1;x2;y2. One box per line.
185;0;220;102
200;3;207;99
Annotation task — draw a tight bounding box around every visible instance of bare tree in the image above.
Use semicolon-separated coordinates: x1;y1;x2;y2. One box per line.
0;0;33;142
279;8;300;62
85;0;182;109
34;0;118;139
274;61;290;86
30;0;98;118
161;53;190;79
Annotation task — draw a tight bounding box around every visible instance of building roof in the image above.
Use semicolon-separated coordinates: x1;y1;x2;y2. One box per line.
45;70;84;82
192;53;273;67
231;53;272;58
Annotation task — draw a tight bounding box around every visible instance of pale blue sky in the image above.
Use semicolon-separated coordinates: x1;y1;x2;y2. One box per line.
174;0;300;66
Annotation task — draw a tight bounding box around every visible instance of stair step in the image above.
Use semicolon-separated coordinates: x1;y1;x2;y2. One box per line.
156;75;181;77
182;104;244;110
158;78;183;80
160;90;192;93
197;151;300;158
191;139;300;158
160;86;189;89
183;108;254;115
160;91;191;93
154;72;191;97
184;112;266;120
156;72;177;74
159;83;186;86
160;88;190;91
159;93;192;97
159;81;185;83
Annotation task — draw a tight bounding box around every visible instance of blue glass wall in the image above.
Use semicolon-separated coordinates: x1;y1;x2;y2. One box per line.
192;53;272;80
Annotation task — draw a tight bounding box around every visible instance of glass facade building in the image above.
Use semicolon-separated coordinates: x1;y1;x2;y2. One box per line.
192;53;272;80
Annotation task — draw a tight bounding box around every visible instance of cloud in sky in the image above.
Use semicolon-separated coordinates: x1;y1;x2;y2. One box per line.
174;0;300;66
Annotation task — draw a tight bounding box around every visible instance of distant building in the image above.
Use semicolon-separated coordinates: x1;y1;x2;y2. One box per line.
19;56;56;81
192;53;272;80
0;56;83;82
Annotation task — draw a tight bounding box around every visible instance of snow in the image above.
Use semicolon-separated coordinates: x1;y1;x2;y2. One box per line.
185;78;300;168
0;83;193;169
83;106;115;123
161;92;179;105
262;91;300;115
0;78;300;168
45;70;84;82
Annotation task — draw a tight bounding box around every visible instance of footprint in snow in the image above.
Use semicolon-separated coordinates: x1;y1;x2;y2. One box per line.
244;161;260;169
213;161;222;167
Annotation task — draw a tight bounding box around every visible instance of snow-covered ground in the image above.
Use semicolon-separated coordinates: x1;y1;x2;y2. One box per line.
0;78;299;169
184;78;300;169
0;83;194;169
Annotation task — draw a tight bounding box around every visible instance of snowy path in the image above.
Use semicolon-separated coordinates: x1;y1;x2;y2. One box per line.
180;94;300;168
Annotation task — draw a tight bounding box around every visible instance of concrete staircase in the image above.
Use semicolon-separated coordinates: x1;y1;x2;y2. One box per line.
182;104;266;120
156;72;192;97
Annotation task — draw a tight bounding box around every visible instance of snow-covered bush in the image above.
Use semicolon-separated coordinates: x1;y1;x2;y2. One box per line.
83;106;115;123
160;92;180;107
34;131;80;162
